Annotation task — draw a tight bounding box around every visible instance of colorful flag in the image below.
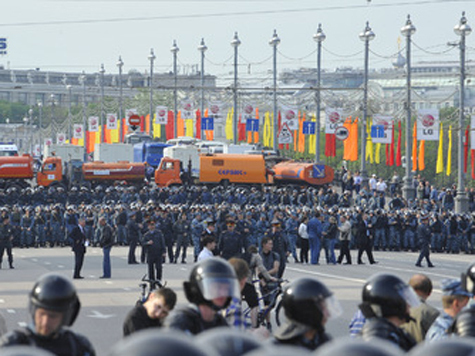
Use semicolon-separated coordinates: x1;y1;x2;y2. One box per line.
447;125;452;176
412;121;417;172
418;140;425;171
396;122;402;166
436;123;444;174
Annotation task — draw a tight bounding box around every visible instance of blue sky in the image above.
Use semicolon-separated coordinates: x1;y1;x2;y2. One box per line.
1;0;473;78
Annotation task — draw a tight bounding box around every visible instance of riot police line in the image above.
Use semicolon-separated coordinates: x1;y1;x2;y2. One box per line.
0;181;474;259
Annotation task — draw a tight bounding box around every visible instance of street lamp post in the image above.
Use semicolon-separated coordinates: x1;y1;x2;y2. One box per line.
313;24;326;163
269;29;280;152
79;71;87;162
38;102;43;158
99;64;105;143
116;56;124;142
28;108;33;153
67;84;72;142
358;22;375;187
50;94;56;143
454;12;472;213
148;49;156;137
198;38;208;140
171;40;179;139
401;15;416;202
230;32;241;145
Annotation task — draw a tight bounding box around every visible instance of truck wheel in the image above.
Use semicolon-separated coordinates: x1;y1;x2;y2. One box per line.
220;179;230;188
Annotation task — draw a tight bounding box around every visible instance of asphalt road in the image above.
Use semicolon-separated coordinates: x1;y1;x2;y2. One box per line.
0;246;473;355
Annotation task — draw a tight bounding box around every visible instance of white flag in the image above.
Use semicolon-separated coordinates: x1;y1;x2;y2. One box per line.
44;138;53;147
181;101;195;120
156;106;168;124
88;116;99;132
56;133;66;144
372;115;393;144
417;109;439;141
280;104;299;131
106;113;117;130
208;102;225;122
325;108;345;134
73;124;84;139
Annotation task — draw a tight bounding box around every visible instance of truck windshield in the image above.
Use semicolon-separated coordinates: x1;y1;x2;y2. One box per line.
148;146;165;155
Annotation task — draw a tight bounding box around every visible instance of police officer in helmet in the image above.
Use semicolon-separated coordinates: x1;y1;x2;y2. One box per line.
359;273;419;351
273;277;342;351
0;273;95;356
165;257;240;335
450;262;475;337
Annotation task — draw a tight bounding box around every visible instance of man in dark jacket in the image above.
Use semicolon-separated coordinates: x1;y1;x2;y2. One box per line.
123;287;177;336
70;218;87;279
0;215;14;269
143;220;166;281
99;217;114;279
126;212;141;264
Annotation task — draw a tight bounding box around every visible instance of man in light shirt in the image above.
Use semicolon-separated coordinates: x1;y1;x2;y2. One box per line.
197;235;216;261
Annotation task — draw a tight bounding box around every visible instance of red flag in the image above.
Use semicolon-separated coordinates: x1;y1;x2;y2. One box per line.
464;124;469;173
166;111;175;140
472;150;475;180
396;121;402;166
385;143;389;166
122;118;127;142
325;134;336;157
389;122;395;166
238;114;246;142
278;112;284;150
195;110;201;139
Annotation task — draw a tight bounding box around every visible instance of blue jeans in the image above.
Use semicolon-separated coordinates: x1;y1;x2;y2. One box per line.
309;237;321;265
102;247;111;278
323;238;336;264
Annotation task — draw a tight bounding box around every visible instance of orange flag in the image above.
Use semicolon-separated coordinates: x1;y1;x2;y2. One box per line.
418;140;425;171
343;117;359;161
254;107;260;143
412;121;417;172
298;112;306;153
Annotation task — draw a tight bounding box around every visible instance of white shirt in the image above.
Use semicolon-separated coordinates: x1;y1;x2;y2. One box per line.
197;247;214;262
298;223;309;239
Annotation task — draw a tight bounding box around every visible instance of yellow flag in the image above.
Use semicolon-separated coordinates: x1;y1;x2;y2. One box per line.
308;115;316;155
225;109;233;141
436;123;444;174
186;119;193;137
270;113;274;149
375;143;381;164
447;125;452;176
366;119;374;164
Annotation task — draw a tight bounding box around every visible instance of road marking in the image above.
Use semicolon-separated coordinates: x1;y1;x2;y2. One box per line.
123;288;131;291
287;267;367;284
44;262;51;265
57;265;64;268
87;310;115;319
6;309;15;314
32;259;37;262
0;299;4;303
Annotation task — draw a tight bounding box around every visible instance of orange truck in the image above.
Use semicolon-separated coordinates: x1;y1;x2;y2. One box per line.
272;161;335;186
155;154;274;187
0;155;146;189
155;153;334;188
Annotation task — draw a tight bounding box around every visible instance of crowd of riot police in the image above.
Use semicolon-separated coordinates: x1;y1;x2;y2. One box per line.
0;179;474;260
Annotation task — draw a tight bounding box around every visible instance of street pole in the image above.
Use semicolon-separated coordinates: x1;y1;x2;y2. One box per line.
79;71;87;162
38;103;43;158
358;22;375;187
116;56;124;143
198;38;208;140
313;24;326;163
269;29;280;152
230;32;241;145
401;15;416;202
67;85;72;142
50;94;56;143
171;40;179;139
454;12;471;213
148;49;156;137
100;64;105;143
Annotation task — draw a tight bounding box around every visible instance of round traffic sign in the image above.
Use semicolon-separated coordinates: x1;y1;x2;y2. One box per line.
335;126;349;141
128;114;141;126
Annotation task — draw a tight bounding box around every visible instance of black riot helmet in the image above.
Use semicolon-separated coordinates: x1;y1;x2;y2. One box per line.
29;273;80;327
196;327;262;356
315;337;404;356
451;307;475;337
407;338;475;356
0;346;56;356
183;258;240;311
360;273;419;321
281;277;341;332
108;329;217;356
461;262;475;294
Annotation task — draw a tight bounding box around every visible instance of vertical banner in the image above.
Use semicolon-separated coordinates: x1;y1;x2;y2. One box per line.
73;124;84;139
88;116;99;132
106;113;117;130
155;106;168;124
181;101;195;120
325;108;345;134
242;103;255;124
417;109;439;141
208;102;224;122
471;115;475;150
279;105;299;131
56;133;66;145
371;115;393;144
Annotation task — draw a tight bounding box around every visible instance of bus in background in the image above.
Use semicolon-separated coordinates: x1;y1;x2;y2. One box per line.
124;132;153;145
0;143;18;156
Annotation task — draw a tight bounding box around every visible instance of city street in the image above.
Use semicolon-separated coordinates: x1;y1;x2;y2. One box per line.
0;246;472;355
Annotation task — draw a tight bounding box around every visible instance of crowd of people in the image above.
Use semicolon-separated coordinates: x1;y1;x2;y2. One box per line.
1;259;475;356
